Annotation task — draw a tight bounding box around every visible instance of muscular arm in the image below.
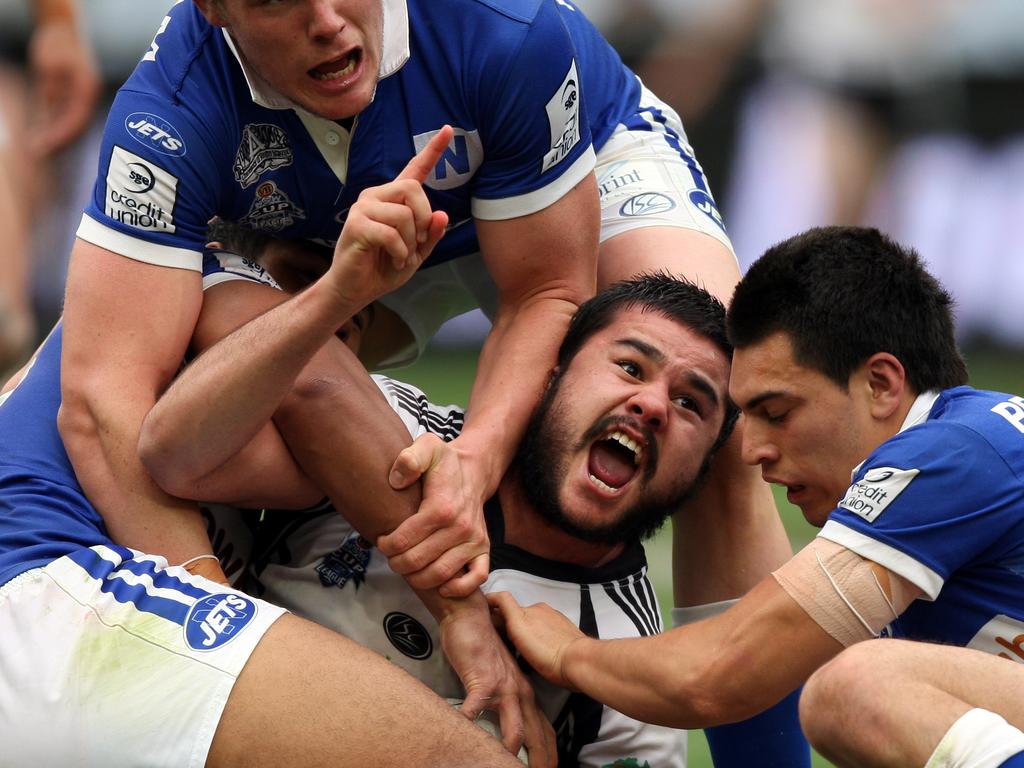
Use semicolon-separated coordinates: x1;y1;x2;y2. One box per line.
494;574;841;729
59;239;216;566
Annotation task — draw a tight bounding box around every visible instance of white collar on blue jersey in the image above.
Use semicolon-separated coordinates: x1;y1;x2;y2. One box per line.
898;390;940;433
221;0;410;112
848;390;940;482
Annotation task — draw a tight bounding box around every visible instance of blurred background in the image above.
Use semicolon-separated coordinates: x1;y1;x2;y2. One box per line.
2;1;1024;764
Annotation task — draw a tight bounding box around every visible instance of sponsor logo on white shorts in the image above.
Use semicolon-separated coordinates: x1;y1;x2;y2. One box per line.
542;60;581;173
839;466;919;523
967;614;1024;663
185;593;258;651
124;111;186;157
689;189;725;231
620;192;676;217
243;180;306;232
597;161;643;203
234;123;293;189
415;127;483;191
106;146;178;233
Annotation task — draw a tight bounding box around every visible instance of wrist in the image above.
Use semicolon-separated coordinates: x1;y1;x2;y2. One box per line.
559;635;593;692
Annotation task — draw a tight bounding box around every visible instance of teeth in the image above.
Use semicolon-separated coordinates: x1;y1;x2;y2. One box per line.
312;55;356;81
608;431;642;465
589;474;617;493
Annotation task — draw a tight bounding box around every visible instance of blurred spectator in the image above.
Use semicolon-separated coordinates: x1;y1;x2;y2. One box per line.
0;0;100;374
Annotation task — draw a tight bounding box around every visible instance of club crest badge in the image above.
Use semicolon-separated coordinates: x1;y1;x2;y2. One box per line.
234;123;293;188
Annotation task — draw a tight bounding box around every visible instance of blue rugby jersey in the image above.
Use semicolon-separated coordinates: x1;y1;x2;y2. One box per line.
78;0;643;272
0;326;115;586
820;387;1024;661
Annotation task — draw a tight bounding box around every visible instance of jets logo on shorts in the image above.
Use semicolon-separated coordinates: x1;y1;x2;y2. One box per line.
185;593;258;651
620;192;676;217
383;612;433;660
688;189;725;232
234;123;293;189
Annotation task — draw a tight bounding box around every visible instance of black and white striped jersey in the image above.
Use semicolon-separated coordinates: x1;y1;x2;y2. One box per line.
219;375;686;767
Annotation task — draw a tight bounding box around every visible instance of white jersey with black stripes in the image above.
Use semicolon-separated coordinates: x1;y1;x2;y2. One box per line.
213;375;685;767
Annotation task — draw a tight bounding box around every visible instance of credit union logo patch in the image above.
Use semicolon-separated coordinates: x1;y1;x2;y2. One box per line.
542;59;582;173
106;146;178;233
839;466;919;523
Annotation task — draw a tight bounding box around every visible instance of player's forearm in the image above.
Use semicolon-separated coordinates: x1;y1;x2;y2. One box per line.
140;281;362;493
561;580;836;728
456;294;580;501
58;385;215;564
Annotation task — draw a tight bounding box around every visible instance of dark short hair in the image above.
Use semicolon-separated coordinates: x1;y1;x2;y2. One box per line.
728;226;968;391
558;272;739;450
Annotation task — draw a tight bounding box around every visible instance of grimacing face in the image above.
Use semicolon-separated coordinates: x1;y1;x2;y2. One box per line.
517;308;731;544
729;332;878;525
199;0;384;120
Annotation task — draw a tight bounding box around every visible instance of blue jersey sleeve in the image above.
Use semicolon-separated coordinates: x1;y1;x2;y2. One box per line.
821;422;1020;598
79;2;234;270
463;0;596;219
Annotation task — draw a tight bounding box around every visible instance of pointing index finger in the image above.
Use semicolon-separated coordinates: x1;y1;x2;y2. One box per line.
399;124;454;183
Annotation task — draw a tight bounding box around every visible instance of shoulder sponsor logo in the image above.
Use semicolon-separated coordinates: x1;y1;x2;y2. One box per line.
414;128;483;191
317;533;372;590
838;466;919;523
620;192;676;218
689;189;726;232
124;112;186;157
383;612;433;660
234;123;293;189
966;614;1024;663
992;395;1024;434
542;59;582;174
105;146;178;233
243;180;306;232
184;592;258;651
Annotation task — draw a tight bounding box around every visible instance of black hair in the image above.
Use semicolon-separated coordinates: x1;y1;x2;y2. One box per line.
728;226;968;391
558;272;739;450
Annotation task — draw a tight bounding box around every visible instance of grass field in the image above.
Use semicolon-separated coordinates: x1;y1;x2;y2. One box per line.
384;339;1024;768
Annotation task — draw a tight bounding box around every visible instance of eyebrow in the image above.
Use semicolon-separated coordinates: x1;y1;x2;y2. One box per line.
615;337;722;408
741;390;788;412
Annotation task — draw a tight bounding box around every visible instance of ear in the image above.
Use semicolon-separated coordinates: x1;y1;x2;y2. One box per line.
194;0;229;28
862;352;907;421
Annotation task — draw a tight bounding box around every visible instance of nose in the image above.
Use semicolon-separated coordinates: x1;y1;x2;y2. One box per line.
308;0;346;41
738;416;778;467
625;385;668;431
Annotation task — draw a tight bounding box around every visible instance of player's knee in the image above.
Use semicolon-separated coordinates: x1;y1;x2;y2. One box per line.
799;642;875;746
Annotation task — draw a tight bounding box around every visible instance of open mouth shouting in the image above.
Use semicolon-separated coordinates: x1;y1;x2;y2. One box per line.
586;425;652;495
309;50;361;84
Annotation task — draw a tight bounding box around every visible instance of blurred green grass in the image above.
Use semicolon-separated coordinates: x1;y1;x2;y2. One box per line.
384;339;1024;768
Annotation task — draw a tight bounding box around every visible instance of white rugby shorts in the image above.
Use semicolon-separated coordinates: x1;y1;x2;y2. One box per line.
0;544;285;767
